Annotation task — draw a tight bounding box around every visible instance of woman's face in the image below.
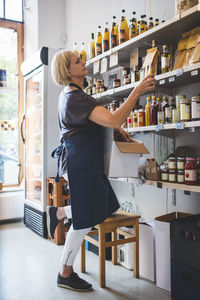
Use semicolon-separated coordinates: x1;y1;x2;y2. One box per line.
69;52;88;80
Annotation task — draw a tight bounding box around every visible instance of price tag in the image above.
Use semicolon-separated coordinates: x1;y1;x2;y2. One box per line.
159;79;165;85
156;124;163;132
191;70;198;76
93;60;100;74
176;68;183;77
157;182;162;189
175;122;184;129
169;76;175;83
110;52;118;68
184;190;191;195
100;58;108;74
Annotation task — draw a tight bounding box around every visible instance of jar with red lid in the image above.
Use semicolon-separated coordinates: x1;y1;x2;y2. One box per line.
196;158;200;184
185;158;197;185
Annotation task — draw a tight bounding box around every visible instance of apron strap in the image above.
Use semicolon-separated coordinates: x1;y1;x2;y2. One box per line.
51;144;63;182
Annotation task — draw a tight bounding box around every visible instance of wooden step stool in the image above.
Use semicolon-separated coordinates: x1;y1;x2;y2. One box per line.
81;210;140;288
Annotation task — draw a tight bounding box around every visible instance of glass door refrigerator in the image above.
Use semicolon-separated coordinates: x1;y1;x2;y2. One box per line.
21;47;62;237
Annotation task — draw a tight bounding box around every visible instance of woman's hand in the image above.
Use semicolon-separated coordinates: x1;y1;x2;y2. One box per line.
133;74;156;97
114;128;132;142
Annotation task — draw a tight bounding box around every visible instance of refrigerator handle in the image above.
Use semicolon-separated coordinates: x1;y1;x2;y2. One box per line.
20;114;25;144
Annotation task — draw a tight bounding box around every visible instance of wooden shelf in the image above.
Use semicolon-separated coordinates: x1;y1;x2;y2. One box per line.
86;5;200;74
145;180;200;193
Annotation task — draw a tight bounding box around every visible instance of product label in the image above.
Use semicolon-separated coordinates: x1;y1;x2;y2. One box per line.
177;161;185;170
185;170;197;181
120;29;126;43
161;56;169;69
169;161;176;169
180;104;190;121
165;107;172;119
177;174;185;183
157;111;164;124
169;173;176;182
111;35;117;48
172;109;180;123
96;43;102;55
192;102;200;119
162;173;168;181
103;40;109;52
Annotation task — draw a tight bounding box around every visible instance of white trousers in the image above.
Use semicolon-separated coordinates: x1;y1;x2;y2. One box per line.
60;173;92;266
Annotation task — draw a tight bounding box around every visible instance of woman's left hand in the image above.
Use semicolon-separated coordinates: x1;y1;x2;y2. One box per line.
114;128;132;142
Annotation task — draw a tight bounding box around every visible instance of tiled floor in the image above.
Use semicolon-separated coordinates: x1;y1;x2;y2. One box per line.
0;221;171;300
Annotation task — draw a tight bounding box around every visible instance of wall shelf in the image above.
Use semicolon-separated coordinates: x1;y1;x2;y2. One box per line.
145;180;200;193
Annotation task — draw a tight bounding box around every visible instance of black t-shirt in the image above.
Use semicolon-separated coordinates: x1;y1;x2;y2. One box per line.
58;88;101;143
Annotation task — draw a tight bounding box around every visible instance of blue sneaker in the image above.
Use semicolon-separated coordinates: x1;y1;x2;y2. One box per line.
47;206;60;239
57;272;92;292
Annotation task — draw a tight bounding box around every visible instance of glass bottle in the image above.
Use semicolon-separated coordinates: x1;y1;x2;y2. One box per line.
148;17;154;30
120;9;129;43
139;15;146;34
161;45;170;73
88;33;95;59
185;158;197;185
145;97;151;126
111;16;119;48
103;22;110;52
156;97;161;113
96;26;102;56
162;96;170;123
155;18;160;26
80;42;87;62
73;42;79;55
130;11;138;38
151;95;157;125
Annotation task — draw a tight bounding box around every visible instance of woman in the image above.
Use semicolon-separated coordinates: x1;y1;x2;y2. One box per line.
47;49;156;292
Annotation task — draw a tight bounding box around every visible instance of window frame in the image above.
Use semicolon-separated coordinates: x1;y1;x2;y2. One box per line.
0;19;24;188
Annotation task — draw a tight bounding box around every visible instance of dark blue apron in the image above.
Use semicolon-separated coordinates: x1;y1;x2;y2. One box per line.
63;126;120;230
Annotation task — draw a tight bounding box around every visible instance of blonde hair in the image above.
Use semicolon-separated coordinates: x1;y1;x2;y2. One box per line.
51;49;73;86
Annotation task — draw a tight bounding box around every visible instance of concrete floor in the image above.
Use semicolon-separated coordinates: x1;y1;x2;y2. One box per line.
0;222;172;300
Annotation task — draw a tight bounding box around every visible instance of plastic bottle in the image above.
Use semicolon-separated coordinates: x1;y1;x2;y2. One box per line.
96;26;102;55
145;97;151;126
150;95;157;125
80;42;87;62
88;33;95;59
103;22;110;52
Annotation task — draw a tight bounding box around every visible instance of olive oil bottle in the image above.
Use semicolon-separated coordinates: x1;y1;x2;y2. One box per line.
130;11;138;38
111;16;119;48
145;97;151;126
80;42;87;62
161;45;170;73
96;26;102;56
89;33;95;59
155;18;160;26
139;15;147;34
73;42;79;55
103;22;110;52
148;17;154;30
120;9;129;43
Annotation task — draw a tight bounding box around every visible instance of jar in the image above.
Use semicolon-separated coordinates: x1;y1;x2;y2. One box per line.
96;80;101;88
110;101;117;113
191;96;200;121
113;79;121;88
196;158;200;184
172;108;180;123
138;109;145;127
168;157;177;170
123;75;131;85
157;111;165;124
133;110;138;127
185;158;197;185
100;85;106;93
180;99;191;122
96;87;100;94
176;95;186;111
169;170;177;182
177;170;185;183
161;170;169;182
177;157;185;170
122;67;130;77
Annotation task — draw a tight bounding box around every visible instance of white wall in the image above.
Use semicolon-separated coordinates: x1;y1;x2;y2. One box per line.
65;0;175;52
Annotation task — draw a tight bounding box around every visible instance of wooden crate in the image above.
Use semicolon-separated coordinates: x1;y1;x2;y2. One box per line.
47;177;71;245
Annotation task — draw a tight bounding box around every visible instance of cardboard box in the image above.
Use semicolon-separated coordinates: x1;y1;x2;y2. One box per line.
103;128;149;177
155;212;191;291
139;221;156;282
145;158;161;181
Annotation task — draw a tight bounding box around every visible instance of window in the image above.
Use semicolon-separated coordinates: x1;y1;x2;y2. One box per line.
0;0;24;22
0;19;24;187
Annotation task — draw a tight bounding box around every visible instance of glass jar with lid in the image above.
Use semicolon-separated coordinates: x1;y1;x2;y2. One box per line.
169;169;177;182
180;99;191;122
161;169;169;182
185;158;197;185
177;157;185;170
176;94;186;111
168;157;177;170
113;79;121;88
138;109;145;127
177;170;185;184
191;96;200;121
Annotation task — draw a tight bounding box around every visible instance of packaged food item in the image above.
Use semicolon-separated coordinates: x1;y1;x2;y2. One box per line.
138;109;145;127
177;170;185;183
185;157;197;185
176;95;186;111
150;96;157;125
100;86;106;93
88;33;95;59
73;42;79;55
148;17;154;30
127;111;133;129
172;108;180;123
80;42;87;62
175;0;198;14
145;97;151;126
131;66;140;82
111;16;119;48
177;157;185;170
133;109;138;127
169;170;177;182
191;96;200;121
168;157;177;170
113;79;121;88
120;9;129;43
130;12;138;38
96;26;102;56
180;99;191;122
161;45;170;73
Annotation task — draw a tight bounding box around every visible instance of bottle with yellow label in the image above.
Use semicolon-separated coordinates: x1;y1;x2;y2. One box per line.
120;9;129;43
73;42;79;55
80;42;87;62
103;22;110;52
148;17;154;30
111;16;119;48
96;26;102;56
145;97;151;126
88;33;95;59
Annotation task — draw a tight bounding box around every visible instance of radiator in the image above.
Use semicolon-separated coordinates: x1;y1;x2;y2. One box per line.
24;204;47;238
0;191;24;220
